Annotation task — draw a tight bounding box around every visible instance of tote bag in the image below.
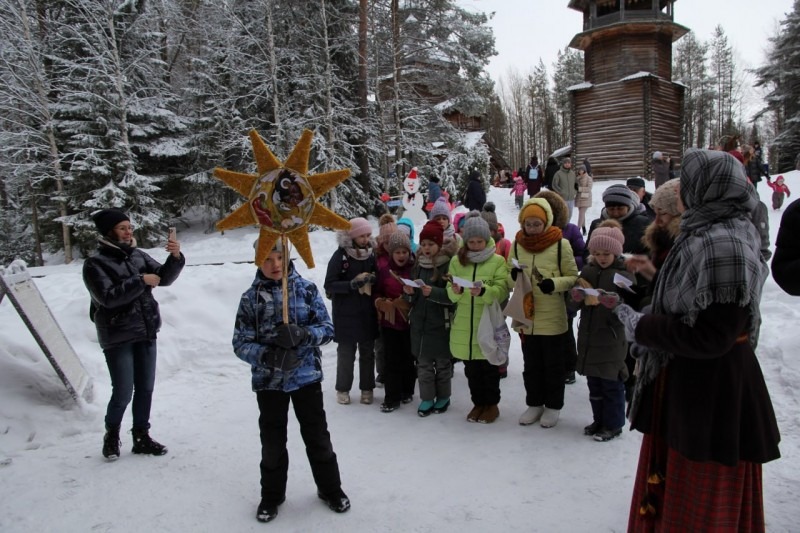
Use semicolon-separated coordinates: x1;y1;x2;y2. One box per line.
478;301;511;366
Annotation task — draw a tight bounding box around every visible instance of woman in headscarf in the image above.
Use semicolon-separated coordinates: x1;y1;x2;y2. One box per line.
614;149;781;532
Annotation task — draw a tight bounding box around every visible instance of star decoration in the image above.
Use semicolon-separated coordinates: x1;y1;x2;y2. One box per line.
214;129;351;268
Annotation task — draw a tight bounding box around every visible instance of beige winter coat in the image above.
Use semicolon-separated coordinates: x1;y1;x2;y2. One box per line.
575;172;593;208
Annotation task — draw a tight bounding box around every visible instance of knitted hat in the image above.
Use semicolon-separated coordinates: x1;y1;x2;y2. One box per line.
377;213;397;246
429;197;451;221
386;231;412;255
626;177;646;189
576;164;587;174
520;202;547;223
602;184;639;210
453;212;467;231
419;220;444;247
480;202;498;232
588;226;625;256
652;151;663;160
92;209;129;236
461;211;490;242
348;217;372;239
650;178;681;216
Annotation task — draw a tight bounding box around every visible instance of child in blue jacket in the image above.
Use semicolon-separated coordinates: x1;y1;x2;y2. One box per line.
233;241;350;523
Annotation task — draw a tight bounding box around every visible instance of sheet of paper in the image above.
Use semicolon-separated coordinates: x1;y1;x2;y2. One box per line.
511;258;527;269
576;287;600;296
400;278;425;287
451;276;482;289
613;273;635;293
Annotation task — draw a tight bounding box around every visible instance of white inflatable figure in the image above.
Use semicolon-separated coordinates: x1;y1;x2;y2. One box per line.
401;167;427;224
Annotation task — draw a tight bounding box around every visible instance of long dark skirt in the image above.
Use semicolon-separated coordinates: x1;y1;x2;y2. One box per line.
628;433;765;532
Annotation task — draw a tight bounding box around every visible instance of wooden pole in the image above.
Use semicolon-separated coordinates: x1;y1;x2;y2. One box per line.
281;234;290;324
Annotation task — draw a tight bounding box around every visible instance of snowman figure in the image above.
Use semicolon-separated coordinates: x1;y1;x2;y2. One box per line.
401;167;427;224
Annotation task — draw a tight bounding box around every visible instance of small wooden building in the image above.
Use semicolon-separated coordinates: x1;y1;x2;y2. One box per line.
567;0;688;181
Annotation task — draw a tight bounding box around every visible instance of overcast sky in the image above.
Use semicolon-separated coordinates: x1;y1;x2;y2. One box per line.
460;0;794;83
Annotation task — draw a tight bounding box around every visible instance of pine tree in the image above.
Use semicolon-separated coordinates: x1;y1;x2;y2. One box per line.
755;0;800;172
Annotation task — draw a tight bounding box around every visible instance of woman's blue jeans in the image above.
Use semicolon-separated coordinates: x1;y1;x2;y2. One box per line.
103;340;157;430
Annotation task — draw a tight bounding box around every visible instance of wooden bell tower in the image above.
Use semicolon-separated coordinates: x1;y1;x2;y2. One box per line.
567;0;688;180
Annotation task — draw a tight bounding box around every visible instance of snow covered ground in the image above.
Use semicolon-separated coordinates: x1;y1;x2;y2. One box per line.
1;176;799;532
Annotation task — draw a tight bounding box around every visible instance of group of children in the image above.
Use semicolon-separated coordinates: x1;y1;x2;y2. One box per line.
322;193;635;441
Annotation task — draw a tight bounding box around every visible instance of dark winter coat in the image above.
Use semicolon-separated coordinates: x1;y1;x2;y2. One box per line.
652;158;670;188
525;163;543;197
575;258;634;381
407;259;453;359
233;264;334;393
632;303;781;466
463;172;486;211
375;254;414;331
772;198;800;295
543;158;560;189
586;210;651;259
746;157;763;184
324;234;379;343
83;239;184;350
641;191;656;220
562;223;585;271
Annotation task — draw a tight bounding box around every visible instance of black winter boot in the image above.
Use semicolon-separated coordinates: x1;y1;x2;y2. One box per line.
131;428;168;456
102;425;121;461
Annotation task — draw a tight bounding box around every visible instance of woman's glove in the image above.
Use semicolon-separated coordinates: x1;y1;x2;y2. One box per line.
538;279;555;294
598;292;620;309
273;323;308;349
613;304;643;343
570;287;585;302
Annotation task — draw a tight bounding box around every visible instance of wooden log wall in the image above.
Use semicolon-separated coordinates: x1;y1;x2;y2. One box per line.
584;29;674;83
570;77;684;181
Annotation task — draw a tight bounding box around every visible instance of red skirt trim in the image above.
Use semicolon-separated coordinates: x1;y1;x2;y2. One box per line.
628;434;765;532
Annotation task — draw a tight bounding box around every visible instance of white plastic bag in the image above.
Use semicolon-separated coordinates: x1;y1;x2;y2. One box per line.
478;301;511;366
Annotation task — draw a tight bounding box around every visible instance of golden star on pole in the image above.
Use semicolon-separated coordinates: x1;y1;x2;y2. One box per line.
213;129;351;268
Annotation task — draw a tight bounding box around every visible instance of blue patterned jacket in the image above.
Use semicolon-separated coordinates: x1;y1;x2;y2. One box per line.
233;264;333;392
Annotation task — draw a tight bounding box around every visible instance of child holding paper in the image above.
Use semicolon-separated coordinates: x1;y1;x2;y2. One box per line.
447;211;510;424
403;220;456;416
570;220;636;442
508;198;578;429
374;231;416;412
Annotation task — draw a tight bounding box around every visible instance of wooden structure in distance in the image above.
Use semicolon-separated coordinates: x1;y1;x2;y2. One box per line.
567;0;688;181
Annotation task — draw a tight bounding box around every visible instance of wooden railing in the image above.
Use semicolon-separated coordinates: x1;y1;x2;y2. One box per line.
584;10;672;31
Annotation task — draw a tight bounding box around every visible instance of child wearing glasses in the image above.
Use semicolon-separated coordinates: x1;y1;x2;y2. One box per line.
570;220;636;442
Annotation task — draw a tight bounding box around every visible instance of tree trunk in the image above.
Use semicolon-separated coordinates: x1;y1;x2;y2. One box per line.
355;0;370;190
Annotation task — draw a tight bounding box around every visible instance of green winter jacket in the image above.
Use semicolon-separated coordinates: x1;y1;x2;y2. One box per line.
407;259;453;359
446;252;509;361
508;198;578;336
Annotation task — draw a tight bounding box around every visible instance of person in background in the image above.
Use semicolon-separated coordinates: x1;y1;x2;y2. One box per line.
742;144;763;189
626;177;655;221
772;198;800;295
571;221;635;442
651;151;669;188
550;158;577;223
404;220;456;416
510;175;527;209
615;149;780;532
575;164;594;235
534;189;585;385
429;196;461;254
494;222;512;261
766;175;791;210
426;175;442;211
324;217;379;406
397;216;419;255
509;198;579;429
463;168;486;211
544;156;560;190
83;209;184;461
233;240;349;523
447;212;510;424
525;155;543;197
373;213;398;387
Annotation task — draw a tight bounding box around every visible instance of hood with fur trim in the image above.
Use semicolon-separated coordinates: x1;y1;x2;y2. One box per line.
533;190;569;229
518;197;554;229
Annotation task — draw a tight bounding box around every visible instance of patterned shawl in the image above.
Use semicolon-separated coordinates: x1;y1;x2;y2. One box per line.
630;149;769;418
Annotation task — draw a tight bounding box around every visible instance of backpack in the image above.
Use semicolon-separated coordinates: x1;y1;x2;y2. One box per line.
528;167;539;181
